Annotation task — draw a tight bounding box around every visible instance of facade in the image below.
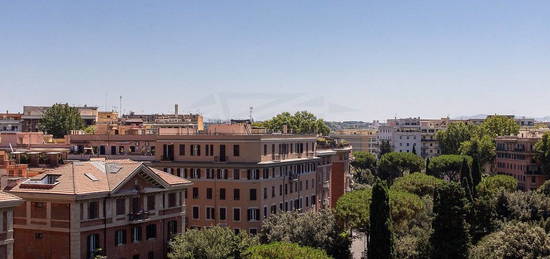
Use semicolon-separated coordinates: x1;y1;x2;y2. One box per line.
66;134;156;161
331;129;379;154
378;118;422;156
420;118;449;158
7;159;191;259
122;105;204;132
0;113;22;133
22;106;98;132
495;129;549;190
0;192;23;259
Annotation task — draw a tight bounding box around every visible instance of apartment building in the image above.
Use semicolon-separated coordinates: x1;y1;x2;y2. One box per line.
378;118;422;156
420;118;449;158
22;106;98;132
0;191;23;259
151;131;349;234
331;129;379;154
66;134;156;161
7;159;191;259
0;113;22;133
495;129;549;190
122;105;204;132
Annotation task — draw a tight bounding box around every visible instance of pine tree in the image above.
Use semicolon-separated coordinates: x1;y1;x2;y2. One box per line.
368;181;395;259
471;155;482;193
425;158;432;176
430;182;470;259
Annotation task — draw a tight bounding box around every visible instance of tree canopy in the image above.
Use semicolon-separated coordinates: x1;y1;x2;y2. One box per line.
242;242;332;259
390;172;444;197
436;122;477;155
39;103;83;138
470;222;550;259
351;151;377;172
379;140;392;156
255;111;330;135
476;175;517;198
459;135;496;166
167;226;258;259
428;154;472;180
378;152;424;181
535;132;550;175
480;115;520;138
258;210;350;258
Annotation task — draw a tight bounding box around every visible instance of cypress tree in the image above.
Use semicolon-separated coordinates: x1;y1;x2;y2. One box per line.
425;158;432;176
368;181;395;259
471;155;482;193
460;158;473;201
430;182;470;259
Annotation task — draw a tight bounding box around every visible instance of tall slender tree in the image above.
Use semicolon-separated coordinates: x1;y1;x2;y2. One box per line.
368;181;395;259
471;155;482;194
425;157;433;176
430;182;470;259
460;158;474;201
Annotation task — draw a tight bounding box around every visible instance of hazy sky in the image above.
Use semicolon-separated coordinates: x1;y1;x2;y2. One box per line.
2;1;550;121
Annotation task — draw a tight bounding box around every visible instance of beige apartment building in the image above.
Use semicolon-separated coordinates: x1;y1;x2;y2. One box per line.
331;129;378;154
151;132;350;234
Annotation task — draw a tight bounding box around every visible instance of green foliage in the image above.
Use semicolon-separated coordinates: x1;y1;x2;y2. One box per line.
538;180;550;196
428;154;472;180
468;194;499;243
471;155;482;193
430;182;470;259
167;226;258;259
390;172;444;197
351;151;377;172
497;191;550;222
83;125;96;134
470;222;550;259
379;140;392;156
378;152;424;182
535;132;550;175
460;158;474;201
480;115;520;138
368;181;395;259
39;103;83;138
476;175;517;198
257;111;330;135
334;187;372;232
436;122;477;155
242;242;332;259
459;135;496;166
258;210;350;258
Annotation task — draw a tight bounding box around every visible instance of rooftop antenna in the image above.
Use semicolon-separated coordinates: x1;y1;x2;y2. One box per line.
249;106;254;122
119;96;122;115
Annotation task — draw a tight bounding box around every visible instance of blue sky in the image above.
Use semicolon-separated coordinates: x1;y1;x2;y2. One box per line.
1;1;549;121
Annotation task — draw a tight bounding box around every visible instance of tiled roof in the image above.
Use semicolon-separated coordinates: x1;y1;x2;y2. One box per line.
9;159;191;196
0;191;23;208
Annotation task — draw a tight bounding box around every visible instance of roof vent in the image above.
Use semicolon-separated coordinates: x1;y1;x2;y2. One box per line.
85;173;99;181
106;163;122;174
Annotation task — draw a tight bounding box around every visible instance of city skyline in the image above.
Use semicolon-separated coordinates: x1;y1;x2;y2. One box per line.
2;1;550;121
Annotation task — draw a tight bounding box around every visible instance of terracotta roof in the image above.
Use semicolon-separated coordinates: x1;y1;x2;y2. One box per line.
0;191;23;208
9;160;191;196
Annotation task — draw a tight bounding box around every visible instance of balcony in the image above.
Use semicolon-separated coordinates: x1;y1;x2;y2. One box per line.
214;156;228;163
323;181;330;189
128;210;150;222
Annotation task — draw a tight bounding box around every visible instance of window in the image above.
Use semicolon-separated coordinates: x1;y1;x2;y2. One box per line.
247;208;260;221
272;186;275;198
192;188;199;199
179;144;185;156
264;206;268;218
168;193;177;207
263;188;267;199
220;188;226;200
264;144;267;156
233;169;240;180
132;226;142;242
206;168;214;179
133;255;140;259
88;201;99;219
233;189;240;200
233;208;241;221
116;199;126;215
249;228;257;235
206;207;215;220
249;189;257;201
192;206;199;219
233;145;240;156
206;188;213;200
87;234;99;259
148;252;154;259
146;224;157;239
220;208;227;220
147;195;155;211
115;229;126;246
168;220;178;236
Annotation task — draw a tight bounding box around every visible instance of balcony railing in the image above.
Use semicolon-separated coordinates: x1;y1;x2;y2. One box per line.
214;156;228;163
128;210;150;222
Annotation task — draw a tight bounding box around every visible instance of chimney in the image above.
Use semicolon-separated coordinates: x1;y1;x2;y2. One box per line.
175;104;179;115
